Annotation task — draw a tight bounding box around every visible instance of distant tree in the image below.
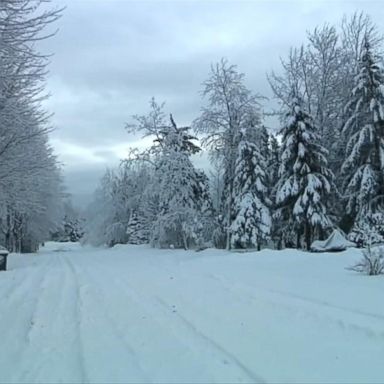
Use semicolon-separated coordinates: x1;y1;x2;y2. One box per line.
51;199;84;242
126;212;148;245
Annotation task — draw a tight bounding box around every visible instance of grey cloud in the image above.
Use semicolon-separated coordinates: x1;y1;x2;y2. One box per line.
38;0;384;202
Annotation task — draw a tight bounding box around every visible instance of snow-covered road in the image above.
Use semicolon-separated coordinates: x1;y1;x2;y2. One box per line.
1;242;383;383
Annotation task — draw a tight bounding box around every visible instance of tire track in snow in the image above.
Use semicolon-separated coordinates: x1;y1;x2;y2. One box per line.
154;295;265;384
0;253;54;308
10;253;88;383
0;255;56;383
205;272;384;340
24;256;59;344
89;255;265;384
60;252;92;384
63;253;150;383
15;254;66;382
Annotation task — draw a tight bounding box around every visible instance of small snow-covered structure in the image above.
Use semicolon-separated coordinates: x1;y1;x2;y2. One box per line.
0;246;9;271
310;230;355;252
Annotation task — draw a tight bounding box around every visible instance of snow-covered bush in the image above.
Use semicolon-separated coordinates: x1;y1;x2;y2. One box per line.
350;246;384;275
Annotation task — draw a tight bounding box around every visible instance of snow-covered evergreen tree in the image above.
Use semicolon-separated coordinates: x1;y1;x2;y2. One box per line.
341;37;384;245
126;100;213;250
191;170;215;247
230;128;271;250
267;134;280;196
126;212;148;245
151;122;210;249
63;216;84;242
276;96;334;249
51;199;84;242
85;158;160;247
266;134;282;248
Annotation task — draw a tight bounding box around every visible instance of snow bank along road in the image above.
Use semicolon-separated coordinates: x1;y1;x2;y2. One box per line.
0;242;383;383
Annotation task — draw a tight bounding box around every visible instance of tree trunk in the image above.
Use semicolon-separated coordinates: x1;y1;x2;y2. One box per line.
305;223;312;251
296;231;301;249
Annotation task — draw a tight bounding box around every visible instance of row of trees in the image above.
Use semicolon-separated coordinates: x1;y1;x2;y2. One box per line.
84;13;384;251
0;1;64;252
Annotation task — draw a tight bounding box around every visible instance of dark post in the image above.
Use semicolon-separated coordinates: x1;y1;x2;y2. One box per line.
0;248;9;271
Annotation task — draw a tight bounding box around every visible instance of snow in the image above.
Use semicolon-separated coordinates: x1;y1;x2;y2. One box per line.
311;230;355;252
1;242;384;383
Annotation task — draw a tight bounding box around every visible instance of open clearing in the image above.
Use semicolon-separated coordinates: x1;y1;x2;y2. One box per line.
0;242;383;383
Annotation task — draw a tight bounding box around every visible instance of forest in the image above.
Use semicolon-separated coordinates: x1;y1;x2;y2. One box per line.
1;2;384;256
83;13;384;254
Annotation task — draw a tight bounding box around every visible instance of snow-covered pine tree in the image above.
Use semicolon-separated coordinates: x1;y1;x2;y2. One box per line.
62;216;84;242
267;134;282;248
193;170;214;247
126;100;214;249
230;128;271;250
194;170;213;216
152;150;198;249
267;134;280;196
341;37;384;245
126;212;148;245
151;117;211;249
256;125;270;162
275;96;334;250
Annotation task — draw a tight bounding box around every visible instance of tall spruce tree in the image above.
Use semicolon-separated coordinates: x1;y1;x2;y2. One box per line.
267;134;282;247
276;96;333;249
230;128;271;250
341;37;384;244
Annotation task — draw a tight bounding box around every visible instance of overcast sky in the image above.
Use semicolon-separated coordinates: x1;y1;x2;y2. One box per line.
40;0;384;207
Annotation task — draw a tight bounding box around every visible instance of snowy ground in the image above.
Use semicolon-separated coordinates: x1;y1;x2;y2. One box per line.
0;243;383;383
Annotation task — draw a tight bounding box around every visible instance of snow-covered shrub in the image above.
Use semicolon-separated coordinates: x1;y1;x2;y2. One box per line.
350;246;384;275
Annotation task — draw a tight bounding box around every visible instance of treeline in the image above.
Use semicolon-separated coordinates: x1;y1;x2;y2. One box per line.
0;1;64;252
84;13;384;250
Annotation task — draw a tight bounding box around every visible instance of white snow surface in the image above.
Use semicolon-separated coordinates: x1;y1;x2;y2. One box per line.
1;242;384;383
